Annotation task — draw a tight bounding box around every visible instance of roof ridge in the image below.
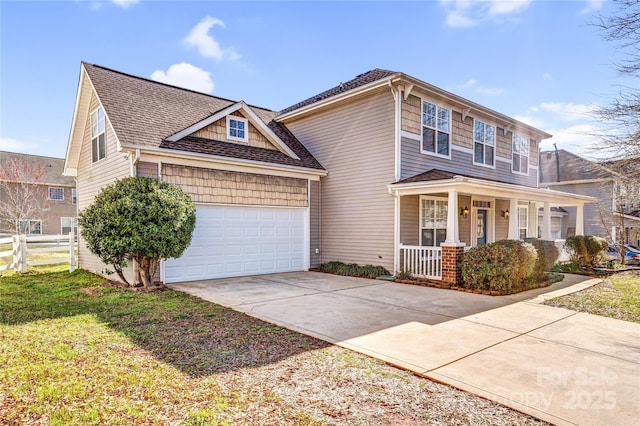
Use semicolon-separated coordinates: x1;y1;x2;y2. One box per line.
82;62;277;113
0;150;65;161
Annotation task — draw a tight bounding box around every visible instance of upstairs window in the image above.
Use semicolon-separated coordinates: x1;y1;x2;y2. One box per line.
421;101;450;157
227;116;248;143
473;120;495;167
48;187;64;201
512;134;529;175
91;107;106;163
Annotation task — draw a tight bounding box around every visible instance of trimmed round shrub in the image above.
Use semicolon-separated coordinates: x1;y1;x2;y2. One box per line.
460;240;537;293
565;235;608;269
526;239;560;280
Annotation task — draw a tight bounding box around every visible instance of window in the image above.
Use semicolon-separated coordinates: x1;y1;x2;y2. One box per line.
72;188;77;204
421;100;450;157
420;197;448;247
19;220;42;235
518;206;528;240
512;134;529;174
48;187;64;201
91;107;106;162
61;217;78;235
473;120;495;166
226;116;248;142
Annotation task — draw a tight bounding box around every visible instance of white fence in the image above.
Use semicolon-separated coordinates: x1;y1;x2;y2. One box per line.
400;244;442;279
0;230;77;273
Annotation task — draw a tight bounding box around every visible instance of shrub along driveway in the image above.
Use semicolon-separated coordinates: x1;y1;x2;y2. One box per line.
170;272;640;426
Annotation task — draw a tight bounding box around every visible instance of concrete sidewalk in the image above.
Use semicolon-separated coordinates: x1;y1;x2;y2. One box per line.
169;272;640;425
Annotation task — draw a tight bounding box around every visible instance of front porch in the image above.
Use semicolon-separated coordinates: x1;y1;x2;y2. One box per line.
390;170;596;283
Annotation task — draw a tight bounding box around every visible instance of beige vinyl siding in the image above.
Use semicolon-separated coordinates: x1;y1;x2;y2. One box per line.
401;94;539;186
458;195;472;246
77;92;133;281
401;136;537;187
191;111;277;150
494;199;510;240
546;181;613;238
310;180;321;267
162;164;308;207
286;88;396;272
136;162;158;178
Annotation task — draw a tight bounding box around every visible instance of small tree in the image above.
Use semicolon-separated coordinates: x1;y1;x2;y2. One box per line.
0;156;49;235
79;177;196;287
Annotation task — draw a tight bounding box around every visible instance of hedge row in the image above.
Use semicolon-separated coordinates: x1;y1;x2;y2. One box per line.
319;261;390;279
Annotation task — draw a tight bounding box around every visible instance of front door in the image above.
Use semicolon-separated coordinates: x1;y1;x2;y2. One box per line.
477;209;487;245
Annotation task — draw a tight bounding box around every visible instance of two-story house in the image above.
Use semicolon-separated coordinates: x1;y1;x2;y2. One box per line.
0;151;77;236
539;148;640;246
64;63;594;285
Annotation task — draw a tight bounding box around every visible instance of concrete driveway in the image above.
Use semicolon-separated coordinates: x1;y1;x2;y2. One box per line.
169;272;640;426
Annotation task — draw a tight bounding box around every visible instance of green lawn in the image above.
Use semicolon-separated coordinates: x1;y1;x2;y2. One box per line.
545;271;640;323
0;265;326;425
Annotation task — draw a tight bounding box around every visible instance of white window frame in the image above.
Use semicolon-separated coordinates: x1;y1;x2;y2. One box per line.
419;195;448;247
226;116;248;143
420;99;451;159
472;119;496;168
512;134;529;175
518;205;529;240
61;217;78;235
19;219;42;235
71;188;77;204
90;107;106;163
48;187;64;201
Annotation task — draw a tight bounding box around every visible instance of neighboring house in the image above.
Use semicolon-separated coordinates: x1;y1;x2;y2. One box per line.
539;149;640;246
0;151;77;236
64;63;594;285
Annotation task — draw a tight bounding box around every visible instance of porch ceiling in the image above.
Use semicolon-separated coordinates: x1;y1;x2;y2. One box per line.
388;175;596;206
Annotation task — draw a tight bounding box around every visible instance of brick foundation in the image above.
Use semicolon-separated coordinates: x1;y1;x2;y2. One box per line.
441;245;464;285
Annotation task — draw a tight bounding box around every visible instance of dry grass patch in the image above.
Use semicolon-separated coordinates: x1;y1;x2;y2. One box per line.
1;265;546;425
544;271;640;323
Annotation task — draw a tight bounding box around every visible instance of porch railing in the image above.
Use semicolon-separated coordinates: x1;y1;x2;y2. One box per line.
400;244;442;279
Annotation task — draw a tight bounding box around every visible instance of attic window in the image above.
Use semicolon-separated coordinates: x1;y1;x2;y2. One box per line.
226;116;248;143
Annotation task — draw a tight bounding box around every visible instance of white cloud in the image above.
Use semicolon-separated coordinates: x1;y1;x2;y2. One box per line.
459;78;477;89
111;0;139;8
514;114;545;128
0;138;40;153
581;0;604;14
184;16;240;62
476;86;504;95
439;0;533;27
542;72;551;80
540;124;603;155
150;62;214;93
539;102;597;122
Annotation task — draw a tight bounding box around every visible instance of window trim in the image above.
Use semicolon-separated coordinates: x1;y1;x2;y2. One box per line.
19;219;42;235
419;195;448;247
511;133;530;176
472;118;496;169
61;217;78;235
226;115;249;143
90;107;106;163
420;99;452;159
48;187;64;201
71;188;77;204
518;205;529;240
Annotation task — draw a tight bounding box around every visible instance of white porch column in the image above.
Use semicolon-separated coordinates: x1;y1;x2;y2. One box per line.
541;202;552;240
394;193;400;273
576;203;585;236
508;198;519;240
445;190;460;243
528;202;538;238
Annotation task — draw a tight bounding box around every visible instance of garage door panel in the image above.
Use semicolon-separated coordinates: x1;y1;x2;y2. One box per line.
165;205;306;283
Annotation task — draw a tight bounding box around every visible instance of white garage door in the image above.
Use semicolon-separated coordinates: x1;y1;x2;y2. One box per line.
164;205;306;283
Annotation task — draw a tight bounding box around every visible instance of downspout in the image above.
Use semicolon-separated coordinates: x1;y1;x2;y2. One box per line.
388;81;402;274
553;143;560;183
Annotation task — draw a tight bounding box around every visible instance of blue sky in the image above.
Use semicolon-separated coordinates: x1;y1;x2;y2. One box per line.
0;0;629;159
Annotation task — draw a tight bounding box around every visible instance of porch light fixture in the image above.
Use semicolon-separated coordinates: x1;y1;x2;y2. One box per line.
502;209;510;219
460;206;469;219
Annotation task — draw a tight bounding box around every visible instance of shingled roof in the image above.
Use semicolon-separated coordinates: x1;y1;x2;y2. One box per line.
0;151;75;186
395;168;509;185
82;63;323;171
279;68;398;114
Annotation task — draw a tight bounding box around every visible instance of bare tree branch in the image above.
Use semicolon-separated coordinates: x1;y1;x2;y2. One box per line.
0;158;49;235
